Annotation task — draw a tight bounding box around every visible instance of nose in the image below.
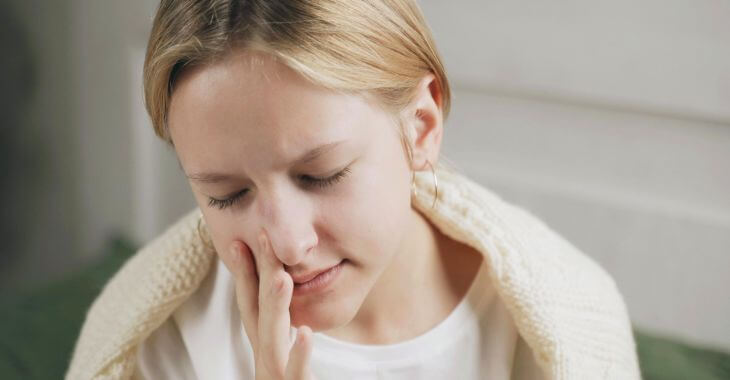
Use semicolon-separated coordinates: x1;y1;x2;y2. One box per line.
255;186;318;267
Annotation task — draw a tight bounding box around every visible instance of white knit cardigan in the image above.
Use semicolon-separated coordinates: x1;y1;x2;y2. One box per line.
66;164;641;379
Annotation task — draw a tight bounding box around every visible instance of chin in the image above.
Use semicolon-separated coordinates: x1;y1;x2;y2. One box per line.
289;296;359;332
289;305;351;332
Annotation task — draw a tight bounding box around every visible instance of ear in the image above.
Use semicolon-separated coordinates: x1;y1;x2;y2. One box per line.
401;73;444;171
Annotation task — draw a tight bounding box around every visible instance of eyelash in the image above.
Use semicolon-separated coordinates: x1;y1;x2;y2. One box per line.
207;167;352;210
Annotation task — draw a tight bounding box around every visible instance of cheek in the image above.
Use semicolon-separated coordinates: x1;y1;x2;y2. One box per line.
197;201;252;264
192;188;256;255
319;162;412;267
199;211;233;254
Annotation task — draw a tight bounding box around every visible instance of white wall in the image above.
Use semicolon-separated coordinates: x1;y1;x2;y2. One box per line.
419;0;730;350
71;0;195;255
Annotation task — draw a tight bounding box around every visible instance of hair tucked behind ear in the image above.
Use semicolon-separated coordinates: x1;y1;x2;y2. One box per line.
144;0;451;150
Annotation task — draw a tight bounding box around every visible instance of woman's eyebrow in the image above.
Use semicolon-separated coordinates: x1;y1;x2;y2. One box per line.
185;140;347;184
295;140;345;165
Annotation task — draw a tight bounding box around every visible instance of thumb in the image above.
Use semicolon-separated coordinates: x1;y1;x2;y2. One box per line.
285;326;314;380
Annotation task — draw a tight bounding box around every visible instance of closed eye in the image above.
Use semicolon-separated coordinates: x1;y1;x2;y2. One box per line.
207;189;248;210
299;167;351;189
206;166;351;210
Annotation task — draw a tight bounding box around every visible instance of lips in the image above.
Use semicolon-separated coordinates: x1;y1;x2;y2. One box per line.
289;261;342;285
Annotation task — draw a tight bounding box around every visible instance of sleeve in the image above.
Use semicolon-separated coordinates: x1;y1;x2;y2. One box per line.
131;317;198;380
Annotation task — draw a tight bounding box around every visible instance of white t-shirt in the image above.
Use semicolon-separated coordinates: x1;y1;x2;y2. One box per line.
132;258;545;379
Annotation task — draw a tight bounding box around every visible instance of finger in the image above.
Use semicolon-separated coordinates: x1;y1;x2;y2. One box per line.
257;232;291;337
255;231;284;278
230;241;260;348
258;268;294;376
256;231;293;375
285;326;314;380
253;232;283;331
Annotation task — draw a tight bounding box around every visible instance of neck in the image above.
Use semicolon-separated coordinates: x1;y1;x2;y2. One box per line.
324;207;482;344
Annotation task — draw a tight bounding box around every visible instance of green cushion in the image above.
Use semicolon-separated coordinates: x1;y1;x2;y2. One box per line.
636;329;730;380
0;237;136;380
0;236;728;379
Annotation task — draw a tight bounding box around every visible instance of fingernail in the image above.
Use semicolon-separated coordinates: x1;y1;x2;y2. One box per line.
299;326;309;340
296;329;304;345
259;232;269;251
229;244;239;263
270;275;283;295
258;233;267;251
297;326;311;346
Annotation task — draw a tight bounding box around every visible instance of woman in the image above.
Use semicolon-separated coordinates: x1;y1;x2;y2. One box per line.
67;1;640;379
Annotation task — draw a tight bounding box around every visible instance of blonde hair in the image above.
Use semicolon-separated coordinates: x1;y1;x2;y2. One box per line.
143;0;451;149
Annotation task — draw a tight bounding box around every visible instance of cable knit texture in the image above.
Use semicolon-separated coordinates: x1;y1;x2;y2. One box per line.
66;164;641;379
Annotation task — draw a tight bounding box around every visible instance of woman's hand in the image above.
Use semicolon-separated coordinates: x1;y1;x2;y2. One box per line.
227;232;316;380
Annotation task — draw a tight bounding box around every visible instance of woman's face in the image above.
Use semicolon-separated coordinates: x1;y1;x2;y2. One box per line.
168;51;418;331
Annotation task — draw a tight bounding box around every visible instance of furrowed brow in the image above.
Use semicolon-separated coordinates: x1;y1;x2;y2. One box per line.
185;140;346;184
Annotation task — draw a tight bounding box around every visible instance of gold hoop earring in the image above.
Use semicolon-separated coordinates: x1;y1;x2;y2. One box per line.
411;159;439;209
196;213;213;249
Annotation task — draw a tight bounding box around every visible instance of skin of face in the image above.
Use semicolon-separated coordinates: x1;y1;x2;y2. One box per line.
168;50;447;336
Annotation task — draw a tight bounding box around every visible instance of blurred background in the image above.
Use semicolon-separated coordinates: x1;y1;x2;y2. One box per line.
1;0;728;377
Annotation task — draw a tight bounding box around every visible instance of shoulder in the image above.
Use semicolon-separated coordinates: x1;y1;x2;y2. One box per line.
414;163;641;378
67;208;217;379
418;163;622;293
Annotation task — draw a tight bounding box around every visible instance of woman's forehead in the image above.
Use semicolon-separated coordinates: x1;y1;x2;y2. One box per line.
168;51;392;174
